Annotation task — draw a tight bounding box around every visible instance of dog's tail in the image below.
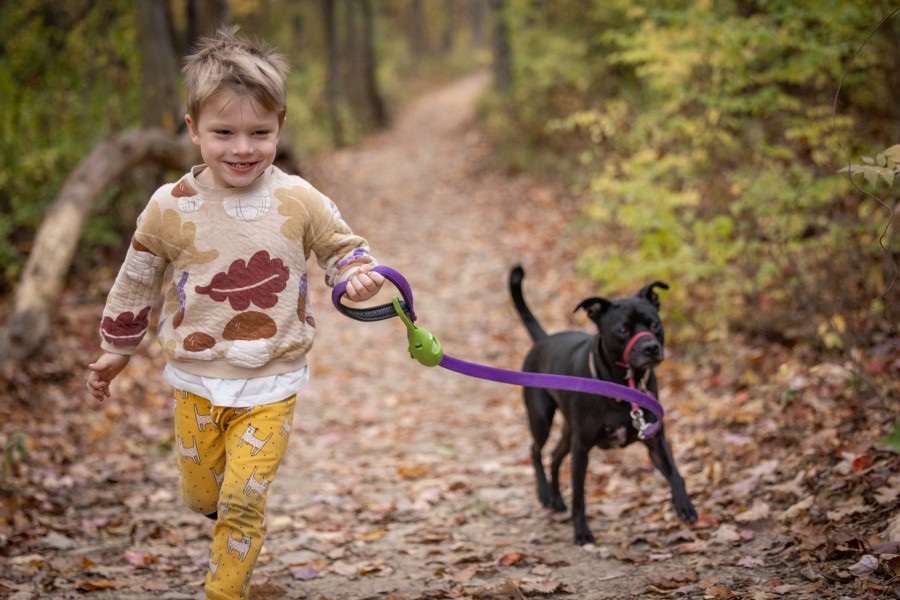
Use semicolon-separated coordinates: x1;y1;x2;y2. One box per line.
509;265;547;341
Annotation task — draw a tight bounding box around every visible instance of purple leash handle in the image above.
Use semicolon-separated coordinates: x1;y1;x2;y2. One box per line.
439;355;663;438
332;265;417;322
332;266;664;438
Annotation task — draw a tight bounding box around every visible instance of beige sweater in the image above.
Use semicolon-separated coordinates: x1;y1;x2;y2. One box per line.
100;165;376;378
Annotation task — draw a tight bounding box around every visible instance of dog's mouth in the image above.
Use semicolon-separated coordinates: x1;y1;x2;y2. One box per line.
627;343;664;371
630;356;663;371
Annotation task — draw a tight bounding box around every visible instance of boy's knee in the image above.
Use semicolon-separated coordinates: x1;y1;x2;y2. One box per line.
179;482;219;516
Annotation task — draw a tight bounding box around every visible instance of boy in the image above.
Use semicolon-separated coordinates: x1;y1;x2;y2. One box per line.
86;26;384;599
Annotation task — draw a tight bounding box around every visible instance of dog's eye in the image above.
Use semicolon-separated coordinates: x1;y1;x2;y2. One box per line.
651;322;662;332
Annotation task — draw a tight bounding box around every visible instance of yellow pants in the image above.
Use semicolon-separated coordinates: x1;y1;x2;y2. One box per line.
173;390;295;600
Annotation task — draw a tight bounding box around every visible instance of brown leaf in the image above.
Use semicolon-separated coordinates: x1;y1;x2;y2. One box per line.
490;580;525;600
498;552;525;567
75;579;119;591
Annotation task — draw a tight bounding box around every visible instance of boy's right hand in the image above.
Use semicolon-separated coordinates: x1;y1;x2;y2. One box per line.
87;352;131;401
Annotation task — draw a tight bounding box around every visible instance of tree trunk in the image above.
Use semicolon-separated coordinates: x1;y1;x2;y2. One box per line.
186;0;229;45
323;0;345;146
0;130;196;364
471;0;488;48
408;0;428;58
491;0;512;92
360;0;388;129
440;0;456;54
139;0;181;133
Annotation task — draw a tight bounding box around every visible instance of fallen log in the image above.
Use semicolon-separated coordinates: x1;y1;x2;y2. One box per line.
0;129;196;363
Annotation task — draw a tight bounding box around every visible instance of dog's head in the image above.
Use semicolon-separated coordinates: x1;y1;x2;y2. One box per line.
575;281;669;371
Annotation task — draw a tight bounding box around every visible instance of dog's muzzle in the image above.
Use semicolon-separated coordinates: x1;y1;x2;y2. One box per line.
622;331;662;368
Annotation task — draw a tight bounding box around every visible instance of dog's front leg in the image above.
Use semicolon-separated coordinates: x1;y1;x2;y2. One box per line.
644;430;697;523
568;443;595;545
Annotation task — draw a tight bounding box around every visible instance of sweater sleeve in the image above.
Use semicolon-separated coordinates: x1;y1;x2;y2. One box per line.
305;188;377;287
99;205;170;355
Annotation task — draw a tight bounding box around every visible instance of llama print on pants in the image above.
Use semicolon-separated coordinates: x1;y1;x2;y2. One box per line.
243;466;269;503
195;403;219;432
208;553;222;581
238;424;272;456
178;434;201;465
227;530;252;562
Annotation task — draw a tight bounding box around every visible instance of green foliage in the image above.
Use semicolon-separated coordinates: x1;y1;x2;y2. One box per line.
841;144;900;188
486;0;897;348
881;420;900;453
0;0;142;289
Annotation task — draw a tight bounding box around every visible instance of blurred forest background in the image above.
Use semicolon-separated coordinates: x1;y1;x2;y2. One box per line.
1;1;899;596
0;1;896;421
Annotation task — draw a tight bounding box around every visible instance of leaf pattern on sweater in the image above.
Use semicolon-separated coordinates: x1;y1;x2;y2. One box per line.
195;251;289;311
101;306;152;347
136;202;219;267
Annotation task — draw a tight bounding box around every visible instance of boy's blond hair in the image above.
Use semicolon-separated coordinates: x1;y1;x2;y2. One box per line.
183;25;290;126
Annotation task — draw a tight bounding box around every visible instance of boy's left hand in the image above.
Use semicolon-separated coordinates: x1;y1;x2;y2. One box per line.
344;267;385;302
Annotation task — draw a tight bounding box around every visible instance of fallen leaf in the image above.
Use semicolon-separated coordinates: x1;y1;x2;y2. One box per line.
848;554;879;577
123;550;157;566
396;463;432;479
360;528;387;541
498;552;525;567
491;579;525;600
734;499;770;523
825;497;869;521
290;566;319;581
779;495;814;522
75;579;119;591
737;555;765;568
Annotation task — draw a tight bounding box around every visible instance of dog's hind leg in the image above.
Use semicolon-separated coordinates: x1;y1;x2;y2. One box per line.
546;421;571;514
525;388;561;511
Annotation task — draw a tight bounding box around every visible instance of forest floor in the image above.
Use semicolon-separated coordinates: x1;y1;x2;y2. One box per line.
1;72;899;599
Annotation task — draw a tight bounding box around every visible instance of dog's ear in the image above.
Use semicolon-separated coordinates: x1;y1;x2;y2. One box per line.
637;281;669;310
574;297;612;322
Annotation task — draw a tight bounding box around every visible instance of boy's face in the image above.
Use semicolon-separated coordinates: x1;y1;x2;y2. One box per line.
185;90;281;189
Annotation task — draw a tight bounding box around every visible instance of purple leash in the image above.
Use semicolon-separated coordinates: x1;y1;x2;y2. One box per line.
332;265;663;438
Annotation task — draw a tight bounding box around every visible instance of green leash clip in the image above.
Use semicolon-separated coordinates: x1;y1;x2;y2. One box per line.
392;297;443;367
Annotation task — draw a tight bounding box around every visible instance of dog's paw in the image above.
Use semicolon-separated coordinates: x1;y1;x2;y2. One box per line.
573;519;596;546
675;498;698;523
538;489;567;513
574;532;596;546
543;496;567;513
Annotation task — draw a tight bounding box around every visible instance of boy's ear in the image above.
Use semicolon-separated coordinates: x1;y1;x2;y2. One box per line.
185;114;200;144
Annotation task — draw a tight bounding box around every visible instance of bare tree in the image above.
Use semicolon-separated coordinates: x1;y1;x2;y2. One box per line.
139;0;181;132
471;0;489;48
186;0;229;45
408;0;428;57
491;0;512;91
323;0;346;146
360;0;387;128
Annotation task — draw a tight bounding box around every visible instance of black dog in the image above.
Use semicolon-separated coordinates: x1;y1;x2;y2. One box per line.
509;265;697;545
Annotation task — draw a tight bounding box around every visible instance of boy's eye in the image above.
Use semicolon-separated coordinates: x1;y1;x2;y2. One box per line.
214;130;231;136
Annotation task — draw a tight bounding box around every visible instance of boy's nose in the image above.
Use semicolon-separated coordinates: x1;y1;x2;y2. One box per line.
234;136;253;154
